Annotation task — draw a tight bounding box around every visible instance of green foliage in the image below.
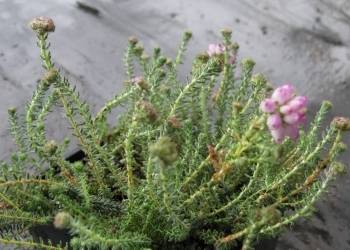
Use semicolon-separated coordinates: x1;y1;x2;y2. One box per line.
0;18;349;250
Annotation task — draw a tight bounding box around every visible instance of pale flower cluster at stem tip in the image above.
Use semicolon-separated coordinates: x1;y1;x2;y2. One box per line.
207;43;236;64
260;84;308;143
207;43;226;56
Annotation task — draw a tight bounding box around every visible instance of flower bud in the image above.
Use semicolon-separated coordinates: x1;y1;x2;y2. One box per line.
337;142;347;153
321;100;333;111
73;161;85;174
196;53;210;64
64;138;70;145
331;161;346;175
18;153;27;161
157;56;167;67
29;17;55;33
150;136;178;164
153;47;161;58
54;211;72;229
221;28;232;38
0;201;10;209
183;30;192;41
230;42;239;52
165;58;174;68
159;84;170;93
37;123;45;132
158;69;166;80
137;100;158;122
44;140;58;155
251;74;266;87
128;36;138;46
241;58;255;72
134;44;144;57
8;107;17;116
131;76;148;90
252;122;262;130
140;52;150;61
259;206;281;225
232;101;243;112
332;117;350;131
257;193;274;205
43;68;59;85
228;54;236;65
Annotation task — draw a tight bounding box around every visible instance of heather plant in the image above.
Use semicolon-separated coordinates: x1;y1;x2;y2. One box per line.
0;17;349;250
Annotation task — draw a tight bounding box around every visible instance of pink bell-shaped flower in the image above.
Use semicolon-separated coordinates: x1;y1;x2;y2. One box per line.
270;127;285;144
285;124;300;140
260;98;276;113
267;114;282;130
283;112;300;125
288;96;307;111
271;84;295;105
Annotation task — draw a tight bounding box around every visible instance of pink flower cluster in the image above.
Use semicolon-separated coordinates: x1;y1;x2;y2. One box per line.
207;44;225;57
207;44;236;64
131;76;143;84
260;84;307;143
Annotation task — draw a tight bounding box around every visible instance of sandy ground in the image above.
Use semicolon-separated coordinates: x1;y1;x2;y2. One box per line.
0;0;350;249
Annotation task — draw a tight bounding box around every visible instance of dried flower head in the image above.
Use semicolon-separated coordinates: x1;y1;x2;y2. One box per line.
29;16;55;33
137;100;158;122
332;117;350;131
54;211;72;229
168;116;182;129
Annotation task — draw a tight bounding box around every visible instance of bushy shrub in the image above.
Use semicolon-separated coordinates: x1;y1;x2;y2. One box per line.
0;17;348;250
